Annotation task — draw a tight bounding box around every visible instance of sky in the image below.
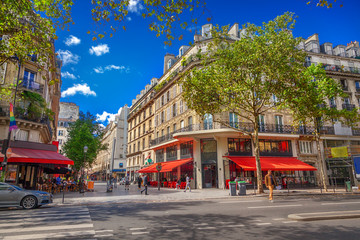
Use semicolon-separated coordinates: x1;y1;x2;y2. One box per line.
56;0;360;126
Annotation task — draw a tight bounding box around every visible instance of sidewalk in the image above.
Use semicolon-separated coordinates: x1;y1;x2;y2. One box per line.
52;181;360;206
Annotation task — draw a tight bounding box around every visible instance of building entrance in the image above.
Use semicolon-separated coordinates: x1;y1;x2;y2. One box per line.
201;139;218;188
202;164;217;188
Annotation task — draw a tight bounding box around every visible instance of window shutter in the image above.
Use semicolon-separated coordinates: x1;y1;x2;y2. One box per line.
0;62;7;84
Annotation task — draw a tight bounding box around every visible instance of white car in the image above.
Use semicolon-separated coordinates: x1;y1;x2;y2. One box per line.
0;182;53;209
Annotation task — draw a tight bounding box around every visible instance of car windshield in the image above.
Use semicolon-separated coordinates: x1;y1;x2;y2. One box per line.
9;184;23;190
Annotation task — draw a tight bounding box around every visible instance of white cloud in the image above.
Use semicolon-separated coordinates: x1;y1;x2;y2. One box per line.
93;65;129;74
127;16;132;21
61;71;76;80
61;83;96;97
128;0;143;13
56;49;80;66
89;44;110;56
96;107;123;124
64;35;81;46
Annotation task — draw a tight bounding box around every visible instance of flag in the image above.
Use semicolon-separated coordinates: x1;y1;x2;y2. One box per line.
9;103;18;131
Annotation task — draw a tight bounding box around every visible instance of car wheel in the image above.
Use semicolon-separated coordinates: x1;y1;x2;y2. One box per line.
21;196;38;209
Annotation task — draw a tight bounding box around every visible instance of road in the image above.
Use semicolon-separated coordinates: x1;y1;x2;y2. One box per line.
1;195;360;239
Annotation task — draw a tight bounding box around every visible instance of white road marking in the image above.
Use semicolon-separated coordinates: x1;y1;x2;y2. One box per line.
249;219;262;222
273;218;286;221
248;204;302;209
193;223;208;226
282;221;298;223
95;229;114;233
166;229;182;232
197;226;216;230
321;202;360;205
254;223;272;226
216;221;236;224
94;234;114;237
162;225;179;228
4;212;90;220
2;230;96;240
0;223;94;234
219;200;263;204
223;224;245;228
132;232;150;235
129;227;147;231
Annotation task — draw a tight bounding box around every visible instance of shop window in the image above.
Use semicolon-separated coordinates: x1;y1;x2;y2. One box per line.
228;138;252;156
299;141;313;154
166;145;177;161
156;149;164;162
229;112;238;128
259;139;292;156
180;141;193;159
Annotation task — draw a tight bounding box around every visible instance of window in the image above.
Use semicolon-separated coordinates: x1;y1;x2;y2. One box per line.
167;59;173;69
173;85;177;97
149;120;152;129
167;126;170;135
330;97;336;108
180;141;193;159
156;149;164;162
143;124;146;134
188;116;193;126
166;145;177;161
272;94;279;104
138;141;140;151
299;141;313;154
259;140;292;156
343;97;350;105
228;138;252;156
129;145;131;154
179;83;183;93
275;115;283;133
161;111;165;123
229;113;238;128
173;123;177;132
167;107;170;121
58;130;64;136
59;139;63;145
259;115;265;131
23;69;37;90
340;79;347;90
172;103;177;117
142;138;145;150
149;105;152;115
134;129;136;139
143;110;146;120
356;81;360;90
180;100;184;113
138;127;141;137
148;136;151;147
166;91;170;102
180;120;185;129
203;114;213;130
161;129;164;136
155;115;158;126
161;95;165;106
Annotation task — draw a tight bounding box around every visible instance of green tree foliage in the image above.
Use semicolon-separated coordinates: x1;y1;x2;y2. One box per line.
284;64;359;191
62;112;107;170
180;12;306;193
307;0;343;8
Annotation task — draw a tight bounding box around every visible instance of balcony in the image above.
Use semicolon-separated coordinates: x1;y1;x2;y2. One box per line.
342;104;356;111
352;128;360;136
330;104;337;109
21;79;44;94
306;62;360;75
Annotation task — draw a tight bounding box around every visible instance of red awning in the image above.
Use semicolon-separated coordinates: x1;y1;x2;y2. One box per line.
224;156;316;171
138;158;193;173
0;148;74;165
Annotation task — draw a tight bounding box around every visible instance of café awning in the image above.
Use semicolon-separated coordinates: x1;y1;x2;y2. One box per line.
0;147;74;165
138;158;193;173
224;156;316;171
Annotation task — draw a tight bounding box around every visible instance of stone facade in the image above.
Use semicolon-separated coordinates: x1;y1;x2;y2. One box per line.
56;102;79;153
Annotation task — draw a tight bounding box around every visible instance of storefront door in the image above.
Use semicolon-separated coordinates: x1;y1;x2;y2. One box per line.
202;164;217;188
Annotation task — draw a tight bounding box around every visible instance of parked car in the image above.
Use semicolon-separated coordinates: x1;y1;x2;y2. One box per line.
0;182;52;209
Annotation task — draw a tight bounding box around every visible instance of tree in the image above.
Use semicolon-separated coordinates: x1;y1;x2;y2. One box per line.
62;112;108;170
179;12;306;193
283;64;359;191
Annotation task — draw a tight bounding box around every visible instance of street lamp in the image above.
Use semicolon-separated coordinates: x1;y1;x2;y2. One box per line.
80;146;88;194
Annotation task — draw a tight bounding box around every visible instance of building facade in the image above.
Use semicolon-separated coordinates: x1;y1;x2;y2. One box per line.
57;102;79;153
93;105;129;180
132;24;360;190
126;78;157;181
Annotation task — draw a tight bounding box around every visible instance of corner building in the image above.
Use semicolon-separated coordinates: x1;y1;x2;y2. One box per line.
135;24;360;190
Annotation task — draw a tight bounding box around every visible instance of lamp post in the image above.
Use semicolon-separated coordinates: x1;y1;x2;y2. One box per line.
80;146;88;194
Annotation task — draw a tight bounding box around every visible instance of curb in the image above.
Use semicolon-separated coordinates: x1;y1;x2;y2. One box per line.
288;210;360;221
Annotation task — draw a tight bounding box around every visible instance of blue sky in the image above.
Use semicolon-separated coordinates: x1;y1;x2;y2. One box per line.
56;0;360;125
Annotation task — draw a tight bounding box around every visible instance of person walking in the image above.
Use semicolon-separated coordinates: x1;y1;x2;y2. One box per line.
176;178;181;190
125;176;130;191
265;170;277;202
184;174;191;192
141;174;149;195
137;175;142;190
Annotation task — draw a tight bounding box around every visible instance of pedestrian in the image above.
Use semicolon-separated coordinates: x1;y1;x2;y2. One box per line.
137;175;142;190
265;170;277;202
125;176;130;191
141;174;149;195
176;178;181;190
184;174;191;192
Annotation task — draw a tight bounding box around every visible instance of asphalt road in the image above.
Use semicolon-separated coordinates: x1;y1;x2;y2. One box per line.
1;195;360;240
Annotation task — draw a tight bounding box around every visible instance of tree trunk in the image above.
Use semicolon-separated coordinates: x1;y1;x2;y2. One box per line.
315;131;328;192
253;121;264;193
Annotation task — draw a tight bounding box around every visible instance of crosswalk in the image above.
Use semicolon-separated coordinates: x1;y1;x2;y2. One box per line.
0;206;113;240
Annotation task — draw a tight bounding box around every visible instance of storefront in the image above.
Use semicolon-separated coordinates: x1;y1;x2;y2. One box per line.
0;140;73;189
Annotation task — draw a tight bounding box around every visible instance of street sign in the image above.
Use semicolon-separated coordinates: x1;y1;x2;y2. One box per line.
156;163;162;171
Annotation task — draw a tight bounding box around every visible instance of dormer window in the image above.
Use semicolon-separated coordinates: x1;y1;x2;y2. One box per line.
179;48;183;56
167;59;173;69
202;24;212;37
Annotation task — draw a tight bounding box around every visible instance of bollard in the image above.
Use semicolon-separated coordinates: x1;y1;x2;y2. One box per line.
253;181;256;195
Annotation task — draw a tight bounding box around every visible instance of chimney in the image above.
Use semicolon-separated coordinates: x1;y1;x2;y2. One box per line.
228;23;239;38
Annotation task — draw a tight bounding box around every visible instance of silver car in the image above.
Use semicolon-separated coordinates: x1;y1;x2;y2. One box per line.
0;182;53;209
